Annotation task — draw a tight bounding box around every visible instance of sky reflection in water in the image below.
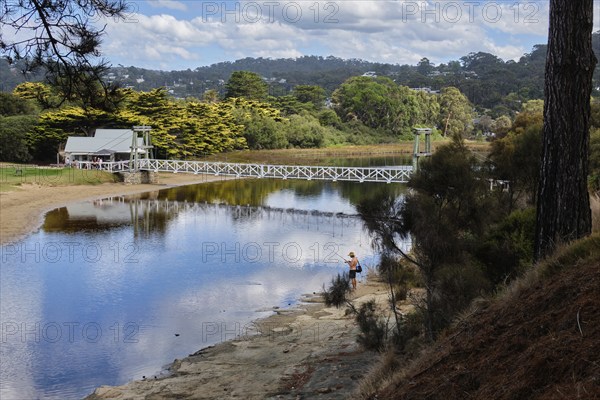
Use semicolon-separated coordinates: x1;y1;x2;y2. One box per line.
0;178;405;399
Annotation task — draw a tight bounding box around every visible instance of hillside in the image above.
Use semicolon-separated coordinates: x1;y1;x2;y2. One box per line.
360;235;600;399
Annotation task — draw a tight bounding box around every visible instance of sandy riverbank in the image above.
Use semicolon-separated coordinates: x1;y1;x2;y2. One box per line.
0;173;233;245
86;275;392;399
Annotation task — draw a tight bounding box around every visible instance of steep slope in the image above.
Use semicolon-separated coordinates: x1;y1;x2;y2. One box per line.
374;236;600;400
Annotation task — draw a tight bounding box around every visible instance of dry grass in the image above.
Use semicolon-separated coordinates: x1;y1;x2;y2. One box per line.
201;141;490;166
353;349;402;399
354;233;600;399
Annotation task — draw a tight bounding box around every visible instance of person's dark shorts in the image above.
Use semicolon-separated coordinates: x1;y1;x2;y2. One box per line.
349;270;356;279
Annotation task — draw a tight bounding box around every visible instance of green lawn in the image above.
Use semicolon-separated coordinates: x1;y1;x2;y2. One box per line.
0;165;118;192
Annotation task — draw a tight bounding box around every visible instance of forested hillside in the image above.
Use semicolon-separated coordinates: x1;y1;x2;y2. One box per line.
5;33;600;112
0;32;600;116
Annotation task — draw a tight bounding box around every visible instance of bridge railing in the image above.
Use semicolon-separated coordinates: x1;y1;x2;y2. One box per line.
87;159;413;183
76;160;130;172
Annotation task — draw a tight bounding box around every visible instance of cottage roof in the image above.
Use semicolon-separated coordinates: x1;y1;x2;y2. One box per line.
64;129;145;155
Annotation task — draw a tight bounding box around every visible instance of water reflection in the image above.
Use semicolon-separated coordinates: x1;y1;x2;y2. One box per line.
1;179;405;399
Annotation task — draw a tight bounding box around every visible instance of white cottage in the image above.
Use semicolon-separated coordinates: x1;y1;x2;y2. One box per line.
64;129;147;163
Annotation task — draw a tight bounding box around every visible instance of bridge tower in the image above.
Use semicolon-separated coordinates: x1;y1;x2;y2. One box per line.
129;125;153;171
412;128;432;171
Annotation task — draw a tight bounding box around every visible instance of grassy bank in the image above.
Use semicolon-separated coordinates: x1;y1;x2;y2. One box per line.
0;165;118;192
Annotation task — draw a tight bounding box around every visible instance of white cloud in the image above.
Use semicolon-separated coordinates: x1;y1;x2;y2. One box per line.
100;0;552;70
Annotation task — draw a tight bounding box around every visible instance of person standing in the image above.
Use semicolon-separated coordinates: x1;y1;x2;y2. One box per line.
346;251;358;290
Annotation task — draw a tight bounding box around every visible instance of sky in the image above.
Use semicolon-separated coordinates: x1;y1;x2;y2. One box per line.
96;1;599;71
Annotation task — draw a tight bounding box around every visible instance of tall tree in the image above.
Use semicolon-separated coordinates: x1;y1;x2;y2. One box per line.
534;0;597;261
224;71;268;101
438;87;474;138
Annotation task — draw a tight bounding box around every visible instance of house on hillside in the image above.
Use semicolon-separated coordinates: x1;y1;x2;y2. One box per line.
64;129;147;163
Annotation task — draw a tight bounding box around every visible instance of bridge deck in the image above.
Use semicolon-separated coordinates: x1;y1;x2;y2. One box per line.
81;159;413;183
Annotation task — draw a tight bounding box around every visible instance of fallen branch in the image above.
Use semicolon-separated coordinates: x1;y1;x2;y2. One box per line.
576;307;583;337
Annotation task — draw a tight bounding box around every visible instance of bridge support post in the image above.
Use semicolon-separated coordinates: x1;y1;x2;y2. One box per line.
119;170;159;184
413;127;433;172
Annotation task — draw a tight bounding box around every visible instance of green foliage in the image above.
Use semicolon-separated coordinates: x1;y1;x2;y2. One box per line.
269;95;310;116
359;140;495;340
332;76;424;136
356;300;388;352
0;115;36;162
227;97;288;150
225;71;268;101
284;114;326;148
431;262;491;329
292;85;326;108
323;272;351;307
488;100;542;206
317;109;343;128
476;208;536;286
0;92;38;116
438;87;474;138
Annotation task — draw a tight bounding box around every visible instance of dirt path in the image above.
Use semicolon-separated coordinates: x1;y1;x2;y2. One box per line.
86;277;390;399
0;174;232;245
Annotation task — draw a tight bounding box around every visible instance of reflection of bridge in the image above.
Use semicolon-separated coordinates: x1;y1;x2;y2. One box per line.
132;198;364;228
80;159;413;183
110;197;367;238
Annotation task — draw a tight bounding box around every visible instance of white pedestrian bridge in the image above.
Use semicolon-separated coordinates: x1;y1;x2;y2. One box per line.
82;159;414;183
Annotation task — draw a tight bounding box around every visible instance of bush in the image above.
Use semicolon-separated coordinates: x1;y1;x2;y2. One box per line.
323;272;351;307
392;311;424;354
476;207;536;286
240;112;288;149
285;114;325;148
431;262;491;331
0;115;36;162
356;300;388;352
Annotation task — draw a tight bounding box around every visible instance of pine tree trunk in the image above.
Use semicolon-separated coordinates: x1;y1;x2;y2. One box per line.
534;0;597;261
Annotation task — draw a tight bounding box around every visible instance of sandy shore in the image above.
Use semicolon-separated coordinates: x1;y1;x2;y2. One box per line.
0;173;233;245
86;276;391;399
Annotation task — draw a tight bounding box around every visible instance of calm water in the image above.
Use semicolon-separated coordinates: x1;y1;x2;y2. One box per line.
0;178;405;399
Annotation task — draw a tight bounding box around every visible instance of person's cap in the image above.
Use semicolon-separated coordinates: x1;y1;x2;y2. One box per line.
348;251;355;257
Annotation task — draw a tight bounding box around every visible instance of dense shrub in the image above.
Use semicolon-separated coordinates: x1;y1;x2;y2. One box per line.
356;300;387;351
0;115;36;162
431;262;491;330
322;272;351;307
285;114;325;148
476;207;536;286
238;111;288;150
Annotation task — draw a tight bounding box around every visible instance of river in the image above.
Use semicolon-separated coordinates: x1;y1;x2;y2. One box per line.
0;178;405;399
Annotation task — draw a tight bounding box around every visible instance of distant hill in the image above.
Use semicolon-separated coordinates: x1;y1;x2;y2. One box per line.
4;32;600;113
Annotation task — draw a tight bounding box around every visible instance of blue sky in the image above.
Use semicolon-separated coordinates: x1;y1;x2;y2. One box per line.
96;1;594;70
